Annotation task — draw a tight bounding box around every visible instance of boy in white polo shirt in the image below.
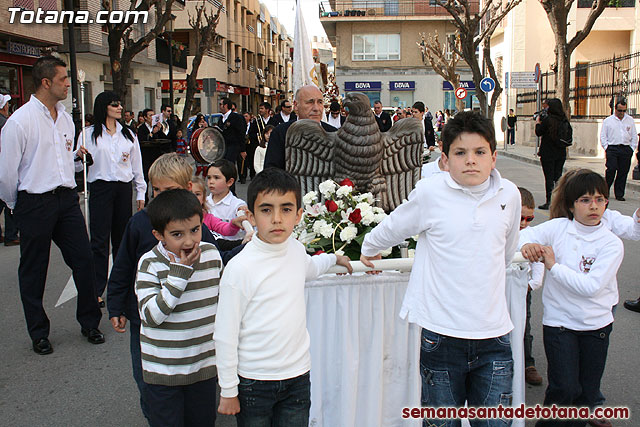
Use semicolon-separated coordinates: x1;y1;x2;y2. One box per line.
361;111;521;426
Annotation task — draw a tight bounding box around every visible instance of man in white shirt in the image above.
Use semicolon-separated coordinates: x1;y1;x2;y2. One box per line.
373;100;391;132
271;99;297;127
323;100;345;129
600;97;638;201
0;56;104;355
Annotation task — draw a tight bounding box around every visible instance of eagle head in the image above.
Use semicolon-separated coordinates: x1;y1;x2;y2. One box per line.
343;92;374;117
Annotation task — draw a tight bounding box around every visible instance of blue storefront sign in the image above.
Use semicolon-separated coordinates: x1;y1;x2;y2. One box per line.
345;81;382;91
389;81;415;91
443;80;476;90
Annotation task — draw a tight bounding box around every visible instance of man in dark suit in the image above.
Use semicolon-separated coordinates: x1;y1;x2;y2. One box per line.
411;101;436;151
325;100;346;129
270;99;297;127
137;108;171;182
247;102;275;178
219;97;247;190
373;100;391;132
264;85;337;170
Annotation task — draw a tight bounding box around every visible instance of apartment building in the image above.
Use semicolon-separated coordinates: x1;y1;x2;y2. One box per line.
0;0;64;112
168;0;293;116
319;0;475;110
492;0;640;151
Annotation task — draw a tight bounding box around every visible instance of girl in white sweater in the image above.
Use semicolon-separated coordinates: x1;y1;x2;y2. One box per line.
520;171;623;425
253;125;273;175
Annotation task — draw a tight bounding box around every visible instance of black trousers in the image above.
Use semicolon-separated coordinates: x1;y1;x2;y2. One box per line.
145;377;217;427
524;288;535;368
89;180;133;297
239;141;257;180
540;156;565;203
224;143;241;195
14;188;101;341
0;199;19;241
605;144;633;199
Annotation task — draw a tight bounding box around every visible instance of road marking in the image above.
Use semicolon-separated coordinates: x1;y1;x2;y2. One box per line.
56;255;112;307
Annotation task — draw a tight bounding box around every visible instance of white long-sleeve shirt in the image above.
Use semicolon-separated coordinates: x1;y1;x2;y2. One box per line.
0;95;82;209
82;122;146;200
214;236;336;398
519;219;623;331
362;169;521;339
600;113;638;151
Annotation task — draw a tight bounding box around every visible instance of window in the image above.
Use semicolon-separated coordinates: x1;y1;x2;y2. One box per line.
257;21;262;39
352;34;400;61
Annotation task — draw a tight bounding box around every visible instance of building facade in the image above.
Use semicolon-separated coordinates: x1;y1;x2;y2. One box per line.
320;0;475;110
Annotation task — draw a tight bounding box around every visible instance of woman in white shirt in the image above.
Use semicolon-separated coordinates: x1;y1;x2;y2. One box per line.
83;91;146;305
520;171;623;425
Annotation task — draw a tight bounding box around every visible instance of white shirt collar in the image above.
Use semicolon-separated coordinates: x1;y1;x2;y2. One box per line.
222;110;232;121
212;191;233;206
31;94;65;118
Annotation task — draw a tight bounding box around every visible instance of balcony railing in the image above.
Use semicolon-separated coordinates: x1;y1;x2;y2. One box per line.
578;0;634;7
319;0;478;18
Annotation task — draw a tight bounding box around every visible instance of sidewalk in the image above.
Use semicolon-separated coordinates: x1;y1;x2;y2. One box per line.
498;143;640;193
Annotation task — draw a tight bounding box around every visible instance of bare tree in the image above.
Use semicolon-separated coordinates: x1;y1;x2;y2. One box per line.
418;31;465;112
180;1;223;133
103;0;175;101
539;0;608;117
435;0;522;119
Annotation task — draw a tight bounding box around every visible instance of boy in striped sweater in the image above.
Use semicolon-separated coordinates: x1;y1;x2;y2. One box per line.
136;189;221;426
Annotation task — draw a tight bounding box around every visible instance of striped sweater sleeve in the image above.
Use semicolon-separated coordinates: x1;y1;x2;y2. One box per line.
136;251;195;327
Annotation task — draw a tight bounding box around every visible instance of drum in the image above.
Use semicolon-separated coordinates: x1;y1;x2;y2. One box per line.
190;127;225;164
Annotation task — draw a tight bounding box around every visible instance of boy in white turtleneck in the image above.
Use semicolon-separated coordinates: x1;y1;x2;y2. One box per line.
360;111;521;426
215;168;352;425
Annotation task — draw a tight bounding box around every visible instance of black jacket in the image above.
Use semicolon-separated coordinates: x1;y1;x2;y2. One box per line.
535;115;567;160
375;112;392;132
264;120;337;170
248;116;276;147
424;117;435;148
220;111;247;161
271;112;297;128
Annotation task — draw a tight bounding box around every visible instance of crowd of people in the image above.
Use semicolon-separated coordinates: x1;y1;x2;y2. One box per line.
1;56;640;427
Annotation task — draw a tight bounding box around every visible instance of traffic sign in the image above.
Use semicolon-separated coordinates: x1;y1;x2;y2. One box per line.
534;63;541;83
455;87;467;100
480;77;495;93
510;72;537;89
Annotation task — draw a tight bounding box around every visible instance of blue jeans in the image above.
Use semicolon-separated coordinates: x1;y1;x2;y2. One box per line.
535;324;612;427
420;328;514;427
236;371;311;427
130;321;150;421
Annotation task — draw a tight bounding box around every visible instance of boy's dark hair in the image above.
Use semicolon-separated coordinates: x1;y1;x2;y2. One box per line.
33;56;67;89
147;189;203;234
441;111;496;155
247;168;301;213
560;171;608;220
210;158;238;182
412;101;425;113
518;187;535;209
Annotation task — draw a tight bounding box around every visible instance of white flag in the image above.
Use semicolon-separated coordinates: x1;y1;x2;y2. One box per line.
292;0;318;94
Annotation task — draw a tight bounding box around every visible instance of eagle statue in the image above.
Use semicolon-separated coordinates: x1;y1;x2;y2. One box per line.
285;92;424;211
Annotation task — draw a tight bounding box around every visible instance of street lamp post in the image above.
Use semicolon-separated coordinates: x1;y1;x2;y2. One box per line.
166;18;174;111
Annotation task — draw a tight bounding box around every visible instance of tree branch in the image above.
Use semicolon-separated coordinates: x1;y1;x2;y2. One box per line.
567;0;608;53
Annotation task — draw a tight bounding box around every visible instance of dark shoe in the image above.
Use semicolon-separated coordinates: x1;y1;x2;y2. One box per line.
538;203;550;210
81;328;105;344
525;366;543;386
239;178;246;184
588;419;613;427
32;338;53;355
623;298;640;313
4;238;20;246
616;197;625;201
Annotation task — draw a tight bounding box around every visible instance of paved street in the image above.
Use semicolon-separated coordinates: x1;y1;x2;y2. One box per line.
1;155;639;426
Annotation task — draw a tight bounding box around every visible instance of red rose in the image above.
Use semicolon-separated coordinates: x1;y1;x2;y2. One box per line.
348;208;362;224
313;250;325;255
325;199;339;212
339;178;354;187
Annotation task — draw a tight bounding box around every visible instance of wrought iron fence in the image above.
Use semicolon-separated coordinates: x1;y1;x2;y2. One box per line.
516;51;640;118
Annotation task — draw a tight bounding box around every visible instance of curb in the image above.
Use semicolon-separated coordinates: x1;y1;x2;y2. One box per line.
498;150;640;193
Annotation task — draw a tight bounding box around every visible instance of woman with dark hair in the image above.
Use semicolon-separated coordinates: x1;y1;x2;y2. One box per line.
535;98;568;210
82;91;147;305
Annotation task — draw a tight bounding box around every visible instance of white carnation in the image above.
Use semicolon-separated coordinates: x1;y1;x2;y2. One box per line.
372;207;387;223
318;180;337;198
336;185;353;197
355;192;374;203
312;219;335;239
303;191;318;206
339;225;358;243
380;247;393;257
361;209;376;226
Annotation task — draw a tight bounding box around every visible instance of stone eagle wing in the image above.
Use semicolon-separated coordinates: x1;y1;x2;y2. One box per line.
285;119;336;196
379;118;424;211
